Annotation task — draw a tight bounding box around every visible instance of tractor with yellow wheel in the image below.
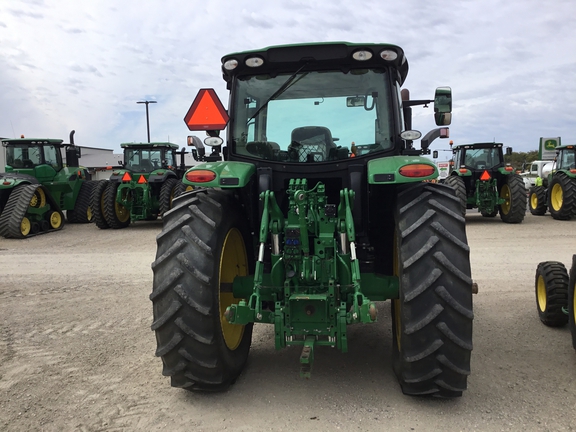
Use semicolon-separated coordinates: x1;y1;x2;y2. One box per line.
150;42;474;397
0;131;95;239
444;142;526;223
535;255;576;351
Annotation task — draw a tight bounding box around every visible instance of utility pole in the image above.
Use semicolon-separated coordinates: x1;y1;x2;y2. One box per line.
136;100;157;143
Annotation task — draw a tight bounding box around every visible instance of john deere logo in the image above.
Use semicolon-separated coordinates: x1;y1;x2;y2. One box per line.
544;140;557;150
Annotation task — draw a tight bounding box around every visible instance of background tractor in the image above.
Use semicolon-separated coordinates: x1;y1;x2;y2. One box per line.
151;42;473;397
91;142;187;229
529;145;576;220
0;131;94;238
534;255;576;351
444;142;526;223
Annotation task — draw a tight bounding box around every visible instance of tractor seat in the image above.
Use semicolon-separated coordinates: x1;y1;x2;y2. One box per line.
139;159;154;172
289;126;336;162
475;160;487;169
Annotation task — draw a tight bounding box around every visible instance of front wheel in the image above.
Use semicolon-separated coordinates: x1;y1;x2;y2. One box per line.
535;261;569;327
151;189;253;391
499;174;526;223
392;183;473;398
529;186;547;215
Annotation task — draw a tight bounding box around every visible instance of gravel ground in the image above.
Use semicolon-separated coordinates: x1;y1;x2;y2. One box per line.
1;212;575;431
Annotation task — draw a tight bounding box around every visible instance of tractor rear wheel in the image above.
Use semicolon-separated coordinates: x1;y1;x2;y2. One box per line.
444;175;466;217
151;189;253;391
392;183;473;398
529;186;547;215
567;256;576;350
68;180;96;223
103;182;130;229
159;178;179;215
548;172;576;220
91;180;110;229
499;174;526;223
535;261;569;327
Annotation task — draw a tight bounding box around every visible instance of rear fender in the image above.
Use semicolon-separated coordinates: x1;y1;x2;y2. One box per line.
182;161;256;188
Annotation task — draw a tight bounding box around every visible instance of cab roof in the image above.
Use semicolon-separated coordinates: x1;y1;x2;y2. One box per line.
1;137;64;147
452;142;504;150
221;42;409;85
120;142;179;149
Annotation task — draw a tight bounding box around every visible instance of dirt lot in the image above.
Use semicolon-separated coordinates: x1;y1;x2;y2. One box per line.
1;212;575;431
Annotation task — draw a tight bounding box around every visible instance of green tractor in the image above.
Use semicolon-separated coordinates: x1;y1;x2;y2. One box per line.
151;42;474;397
91;142;186;229
0;131;94;238
535;255;576;351
444;142;526;223
529;145;576;220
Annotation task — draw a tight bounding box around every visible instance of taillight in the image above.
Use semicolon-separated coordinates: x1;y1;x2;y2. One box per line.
185;170;217;183
399;164;435;178
505;166;513;172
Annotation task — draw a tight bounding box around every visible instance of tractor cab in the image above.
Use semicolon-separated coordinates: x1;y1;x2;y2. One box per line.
120;142;179;174
3;138;65;182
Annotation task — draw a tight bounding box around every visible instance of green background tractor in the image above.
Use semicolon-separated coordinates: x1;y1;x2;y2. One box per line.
91;142;186;229
534;255;576;351
151;42;473;397
444;142;526;223
529;145;576;220
0;131;95;238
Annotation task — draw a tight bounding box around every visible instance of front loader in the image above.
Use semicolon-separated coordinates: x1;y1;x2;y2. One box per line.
151;42;474;397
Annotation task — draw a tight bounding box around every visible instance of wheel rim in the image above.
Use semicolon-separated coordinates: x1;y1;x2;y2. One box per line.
219;228;247;350
530;192;538;210
86;206;93;222
20;217;31;236
551;183;563;211
29;187;47;208
537;275;547;312
500;184;512;215
115;201;130;223
573;282;576;324
49;212;62;229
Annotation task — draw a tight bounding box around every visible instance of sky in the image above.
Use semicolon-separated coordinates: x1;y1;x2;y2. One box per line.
1;0;575;157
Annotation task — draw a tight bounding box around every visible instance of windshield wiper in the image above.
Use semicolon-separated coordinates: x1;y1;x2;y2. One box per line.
247;63;310;124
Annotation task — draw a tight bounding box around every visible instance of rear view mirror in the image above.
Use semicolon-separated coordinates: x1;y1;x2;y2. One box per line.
346;96;365;107
434;87;452;126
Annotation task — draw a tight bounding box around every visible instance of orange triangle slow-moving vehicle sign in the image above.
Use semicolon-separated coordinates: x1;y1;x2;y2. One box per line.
480;170;491;181
184;88;229;131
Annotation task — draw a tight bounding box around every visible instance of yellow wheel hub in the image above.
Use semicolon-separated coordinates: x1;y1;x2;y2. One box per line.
500;184;512;215
530;192;538;210
20;217;31;236
86;206;93;222
115;202;130;223
537;275;547;312
219;228;248;350
49;212;62;229
551;183;563;211
29;187;47;208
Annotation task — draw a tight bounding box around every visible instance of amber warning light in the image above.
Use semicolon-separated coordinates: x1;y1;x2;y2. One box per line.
184;89;229;131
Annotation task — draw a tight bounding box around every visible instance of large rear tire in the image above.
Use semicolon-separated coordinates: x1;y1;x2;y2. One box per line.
90;180;110;229
444;175;466;217
535;261;569;327
567;256;576;350
529;186;547;215
499;174;526;223
548;172;576;220
68;180;96;223
392;183;473;398
151;189;253;391
103;182;130;229
159;178;179;215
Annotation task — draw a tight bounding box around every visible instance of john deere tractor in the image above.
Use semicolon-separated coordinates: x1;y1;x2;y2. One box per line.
0;131;94;238
444;142;526;223
151;42;474;397
529;145;576;220
91;142;186;229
